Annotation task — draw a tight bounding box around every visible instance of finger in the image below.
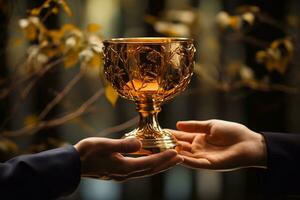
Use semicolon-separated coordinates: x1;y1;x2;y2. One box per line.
104;138;142;153
104;168;150;182
115;155;183;181
152;155;183;173
169;129;195;143
181;156;211;169
176;120;212;133
121;150;180;173
179;150;194;157
177;141;192;152
180;150;212;160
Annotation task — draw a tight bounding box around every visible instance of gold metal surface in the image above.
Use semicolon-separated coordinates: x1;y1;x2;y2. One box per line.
103;37;195;155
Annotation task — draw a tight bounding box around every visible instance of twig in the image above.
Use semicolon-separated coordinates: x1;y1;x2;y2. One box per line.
256;13;288;35
193;65;299;94
0;57;64;129
243;81;299;94
1;88;104;137
0;57;64;100
97;116;139;137
0;54;27;88
21;57;64;98
38;65;86;120
71;118;97;135
183;80;299;99
226;33;269;48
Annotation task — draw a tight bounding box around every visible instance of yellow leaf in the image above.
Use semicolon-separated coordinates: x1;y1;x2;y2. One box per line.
59;43;66;52
61;23;78;32
48;30;64;44
24;114;39;127
87;23;101;33
236;5;260;14
51;7;59;15
229;16;241;29
43;0;51;8
0;138;19;161
59;0;73;16
144;15;157;25
30;8;41;16
64;50;79;68
256;50;267;63
258;38;294;74
88;54;102;68
227;61;242;77
105;85;118;106
23;24;37;40
42;47;58;58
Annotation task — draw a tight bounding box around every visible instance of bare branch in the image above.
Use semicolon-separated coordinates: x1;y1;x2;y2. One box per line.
1;88;104;137
97;116;139;137
194;64;299;94
72;117;98;135
0;57;64;100
38;65;86;120
0;57;64;129
21;57;64;98
226;33;269;48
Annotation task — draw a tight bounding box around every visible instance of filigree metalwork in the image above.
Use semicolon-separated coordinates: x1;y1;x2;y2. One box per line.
103;37;195;155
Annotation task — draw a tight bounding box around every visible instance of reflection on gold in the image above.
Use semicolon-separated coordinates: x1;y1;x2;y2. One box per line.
126;79;159;92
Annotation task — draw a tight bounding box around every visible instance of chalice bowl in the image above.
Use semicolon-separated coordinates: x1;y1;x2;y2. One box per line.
103;37;195;155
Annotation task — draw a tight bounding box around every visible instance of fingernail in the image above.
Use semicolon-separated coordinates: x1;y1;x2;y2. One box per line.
124;138;142;146
169;149;178;154
161;149;176;157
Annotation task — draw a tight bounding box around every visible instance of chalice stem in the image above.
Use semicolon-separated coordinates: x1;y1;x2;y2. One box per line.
136;101;162;136
123;101;179;155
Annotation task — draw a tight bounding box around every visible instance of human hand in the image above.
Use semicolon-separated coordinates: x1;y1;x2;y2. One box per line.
169;120;267;171
74;137;183;181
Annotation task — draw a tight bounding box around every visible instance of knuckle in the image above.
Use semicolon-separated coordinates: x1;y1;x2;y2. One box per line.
209;119;217;124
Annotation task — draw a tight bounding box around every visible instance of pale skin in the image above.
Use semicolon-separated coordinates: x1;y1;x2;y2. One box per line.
74;137;183;181
169;119;267;171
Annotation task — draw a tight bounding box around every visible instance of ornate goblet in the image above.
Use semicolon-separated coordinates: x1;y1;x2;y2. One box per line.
103;37;195;155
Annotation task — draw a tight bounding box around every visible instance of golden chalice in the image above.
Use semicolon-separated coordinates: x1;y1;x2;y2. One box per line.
103;37;195;155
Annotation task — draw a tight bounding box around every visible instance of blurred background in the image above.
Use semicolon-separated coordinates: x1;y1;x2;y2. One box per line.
0;0;300;199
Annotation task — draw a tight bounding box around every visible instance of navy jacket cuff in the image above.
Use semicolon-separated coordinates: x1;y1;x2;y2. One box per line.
261;132;300;195
1;145;81;199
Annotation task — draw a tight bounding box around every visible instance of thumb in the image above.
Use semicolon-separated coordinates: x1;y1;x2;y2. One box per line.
177;120;212;133
108;138;142;153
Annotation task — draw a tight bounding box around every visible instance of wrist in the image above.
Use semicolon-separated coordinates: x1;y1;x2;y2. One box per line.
249;131;267;168
74;140;89;176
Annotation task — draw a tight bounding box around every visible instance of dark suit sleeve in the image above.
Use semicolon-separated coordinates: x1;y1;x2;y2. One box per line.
262;132;300;195
0;145;81;200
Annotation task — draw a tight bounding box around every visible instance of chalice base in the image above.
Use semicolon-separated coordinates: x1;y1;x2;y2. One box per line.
122;129;181;156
